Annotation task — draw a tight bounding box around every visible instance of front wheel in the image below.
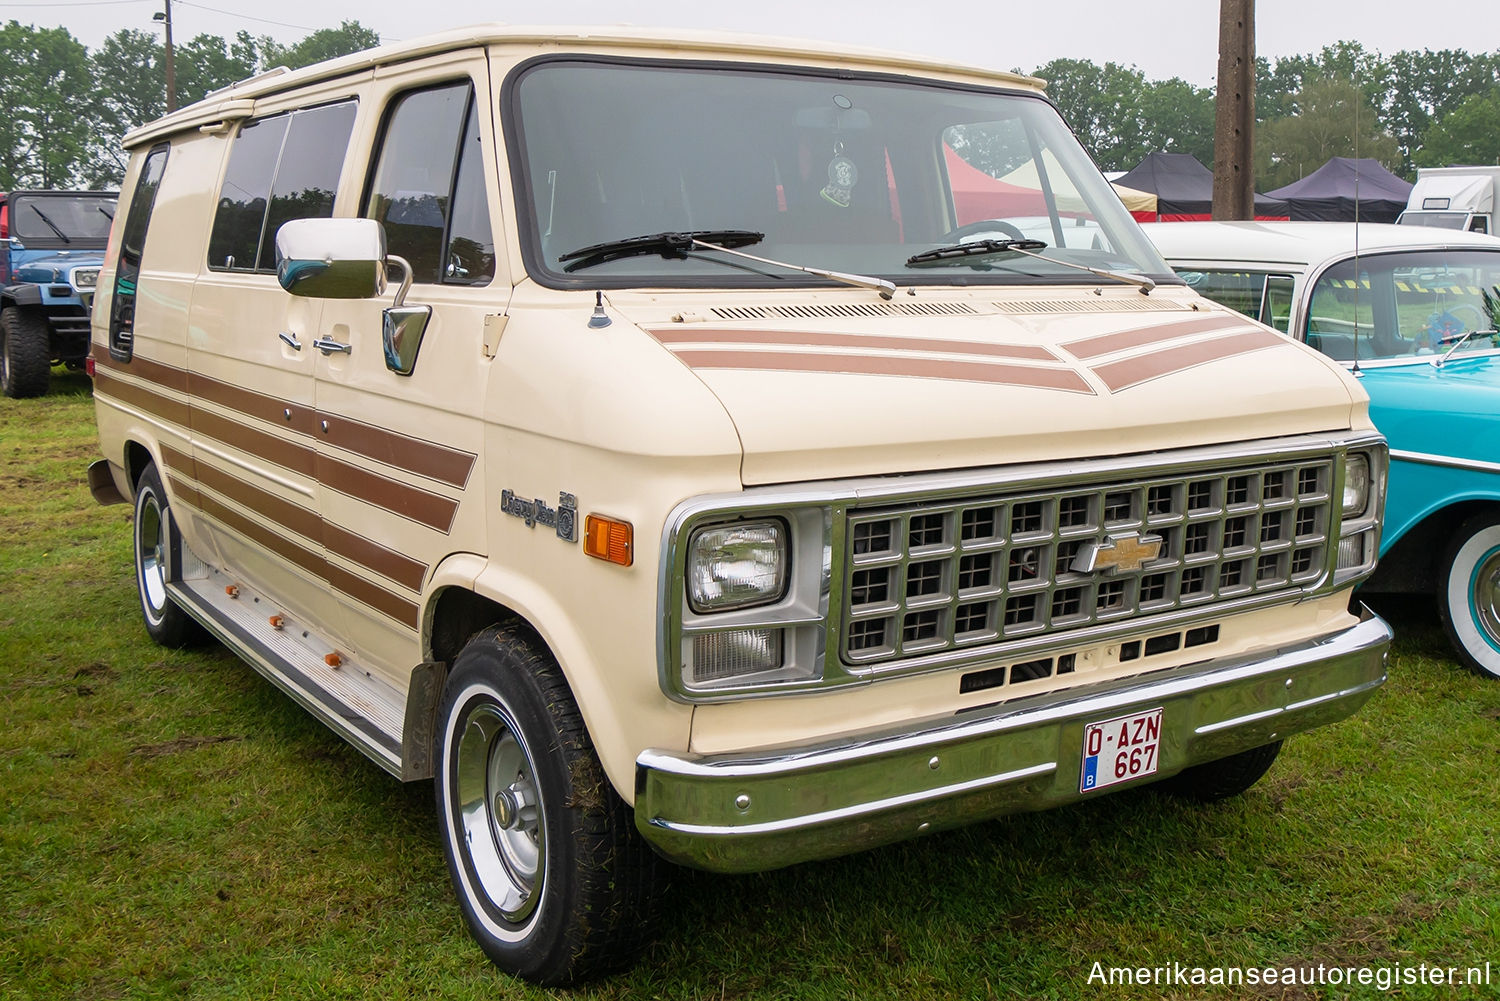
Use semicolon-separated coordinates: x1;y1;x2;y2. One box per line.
434;626;661;985
1162;741;1283;801
1438;510;1500;678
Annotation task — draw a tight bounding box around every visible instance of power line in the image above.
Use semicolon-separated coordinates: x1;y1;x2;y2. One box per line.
174;0;334;35
0;1;147;7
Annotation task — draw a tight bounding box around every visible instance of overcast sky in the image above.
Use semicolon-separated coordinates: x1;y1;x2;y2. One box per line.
6;0;1499;87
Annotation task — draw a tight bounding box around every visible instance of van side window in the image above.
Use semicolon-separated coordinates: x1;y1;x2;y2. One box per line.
365;82;495;285
208;100;357;272
108;143;170;361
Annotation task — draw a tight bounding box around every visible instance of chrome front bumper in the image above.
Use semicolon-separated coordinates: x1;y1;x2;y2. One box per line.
635;606;1390;872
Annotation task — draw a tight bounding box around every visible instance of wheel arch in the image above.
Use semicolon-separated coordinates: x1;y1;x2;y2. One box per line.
413;553;692;798
1368;498;1500;595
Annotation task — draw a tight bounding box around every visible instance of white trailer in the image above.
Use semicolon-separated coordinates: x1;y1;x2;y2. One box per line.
1397;165;1500;234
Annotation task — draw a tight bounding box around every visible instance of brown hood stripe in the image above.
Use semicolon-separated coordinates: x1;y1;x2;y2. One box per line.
1090;329;1286;392
91;346;475;488
167;472;420;631
672;349;1094;394
649;327;1057;362
1062;314;1252;360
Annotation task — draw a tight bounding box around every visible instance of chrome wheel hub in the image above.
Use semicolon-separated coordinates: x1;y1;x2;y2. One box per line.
1476;552;1500;646
454;702;543;923
137;495;168;617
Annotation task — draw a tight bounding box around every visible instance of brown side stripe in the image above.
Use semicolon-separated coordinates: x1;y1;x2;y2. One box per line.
1062;314;1251;360
319;454;458;534
649;327;1057;362
93;370;191;428
92;346;475;488
1090;329;1286;392
172;474;420;631
672;350;1094;394
191;406;317;477
325;525;427;592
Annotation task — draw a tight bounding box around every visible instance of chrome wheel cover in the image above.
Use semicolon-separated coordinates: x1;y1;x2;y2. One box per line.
1472;548;1500;652
136;491;168;620
454;700;544;923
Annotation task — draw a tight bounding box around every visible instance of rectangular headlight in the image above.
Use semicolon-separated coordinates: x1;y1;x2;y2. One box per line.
1342;455;1370;517
687;520;788;612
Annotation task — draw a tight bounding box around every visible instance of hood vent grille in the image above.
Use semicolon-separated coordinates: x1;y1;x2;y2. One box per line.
993;299;1195;314
711;301;977;321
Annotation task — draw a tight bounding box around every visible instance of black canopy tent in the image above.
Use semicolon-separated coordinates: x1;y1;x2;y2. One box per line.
1265;157;1412;223
1112;152;1289;221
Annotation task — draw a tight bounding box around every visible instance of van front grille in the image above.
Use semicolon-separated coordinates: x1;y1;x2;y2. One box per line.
840;457;1335;667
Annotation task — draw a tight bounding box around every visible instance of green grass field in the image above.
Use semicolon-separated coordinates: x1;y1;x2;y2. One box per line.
3;375;1498;1000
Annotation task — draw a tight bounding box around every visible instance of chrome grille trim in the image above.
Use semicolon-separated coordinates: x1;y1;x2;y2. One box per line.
840;458;1334;668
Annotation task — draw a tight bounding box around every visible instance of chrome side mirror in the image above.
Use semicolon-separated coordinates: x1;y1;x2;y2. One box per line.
275;218;388;299
382;255;431;376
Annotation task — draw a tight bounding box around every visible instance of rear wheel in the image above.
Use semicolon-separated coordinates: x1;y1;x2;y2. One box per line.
1163;741;1283;801
133;462;202;647
0;306;52;398
1437;510;1500;678
434;626;661;985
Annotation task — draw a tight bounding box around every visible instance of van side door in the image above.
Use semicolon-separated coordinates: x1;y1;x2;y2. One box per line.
310;53;506;687
184;87;361;644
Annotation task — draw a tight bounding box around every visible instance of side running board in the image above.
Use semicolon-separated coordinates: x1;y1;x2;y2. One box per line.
166;540;410;778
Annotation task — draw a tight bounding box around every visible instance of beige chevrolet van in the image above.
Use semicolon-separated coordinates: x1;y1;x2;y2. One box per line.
88;25;1392;984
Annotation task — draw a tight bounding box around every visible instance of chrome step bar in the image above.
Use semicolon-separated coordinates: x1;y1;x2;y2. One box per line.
166;541;407;778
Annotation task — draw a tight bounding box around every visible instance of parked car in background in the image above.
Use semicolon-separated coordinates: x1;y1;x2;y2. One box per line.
1146;221;1500;677
1;189;118;397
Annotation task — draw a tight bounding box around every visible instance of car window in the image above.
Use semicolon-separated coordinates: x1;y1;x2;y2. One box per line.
109;145;169;359
1176;270;1276;324
1305;250;1500;361
208;100;357;273
365;81;495;286
1262;275;1295;333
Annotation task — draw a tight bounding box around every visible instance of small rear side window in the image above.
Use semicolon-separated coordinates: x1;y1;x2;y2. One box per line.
208;99;357;272
109;144;170;360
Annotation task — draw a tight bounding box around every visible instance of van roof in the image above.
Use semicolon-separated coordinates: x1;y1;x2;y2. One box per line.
124;23;1045;149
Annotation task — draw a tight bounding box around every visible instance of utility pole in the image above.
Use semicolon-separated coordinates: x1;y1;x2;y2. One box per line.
1211;0;1255;219
153;0;177;113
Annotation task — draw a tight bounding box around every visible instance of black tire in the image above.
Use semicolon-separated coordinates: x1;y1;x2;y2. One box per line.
0;306;52;398
1437;510;1500;679
1162;741;1283;802
133;462;203;647
434;625;662;985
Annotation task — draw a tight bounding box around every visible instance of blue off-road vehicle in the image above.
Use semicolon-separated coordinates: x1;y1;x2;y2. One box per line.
1;189;118;397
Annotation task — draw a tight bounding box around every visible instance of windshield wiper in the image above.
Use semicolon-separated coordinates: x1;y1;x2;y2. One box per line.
906;238;1155;294
560;229;896;299
26;204;71;243
559;230;765;271
98;205;115;221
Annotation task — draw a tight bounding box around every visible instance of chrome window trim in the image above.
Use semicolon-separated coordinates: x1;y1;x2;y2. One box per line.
657;430;1386;704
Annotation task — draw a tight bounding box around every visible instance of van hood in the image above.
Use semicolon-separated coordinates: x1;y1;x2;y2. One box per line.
613;291;1364;485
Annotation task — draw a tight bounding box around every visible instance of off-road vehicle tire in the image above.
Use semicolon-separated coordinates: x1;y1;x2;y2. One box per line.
0;306;52;398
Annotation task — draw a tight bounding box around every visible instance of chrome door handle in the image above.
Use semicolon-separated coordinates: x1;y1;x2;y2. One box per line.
312;337;352;355
278;330;301;350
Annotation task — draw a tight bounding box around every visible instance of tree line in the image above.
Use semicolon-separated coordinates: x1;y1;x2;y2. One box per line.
2;19;1496;192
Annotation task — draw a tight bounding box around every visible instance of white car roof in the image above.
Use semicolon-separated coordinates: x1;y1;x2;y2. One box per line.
1141;220;1500;271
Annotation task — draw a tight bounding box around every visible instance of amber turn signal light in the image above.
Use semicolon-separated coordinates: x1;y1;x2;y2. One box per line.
584;514;633;566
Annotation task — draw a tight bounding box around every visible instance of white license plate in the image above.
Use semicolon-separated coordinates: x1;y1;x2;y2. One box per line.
1080;707;1163;792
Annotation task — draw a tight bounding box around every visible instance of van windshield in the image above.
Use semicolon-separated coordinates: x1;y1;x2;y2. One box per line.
508;58;1175;290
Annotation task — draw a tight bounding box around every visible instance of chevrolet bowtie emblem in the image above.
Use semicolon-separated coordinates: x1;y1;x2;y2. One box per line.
1071;533;1164;574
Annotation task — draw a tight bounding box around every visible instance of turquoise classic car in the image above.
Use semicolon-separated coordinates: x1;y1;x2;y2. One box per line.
1146;221;1500;677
